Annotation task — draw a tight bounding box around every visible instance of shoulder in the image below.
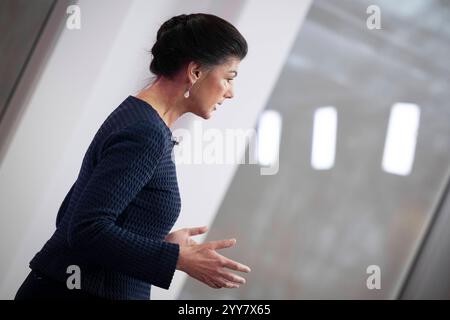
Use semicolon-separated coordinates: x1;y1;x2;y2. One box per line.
102;120;170;158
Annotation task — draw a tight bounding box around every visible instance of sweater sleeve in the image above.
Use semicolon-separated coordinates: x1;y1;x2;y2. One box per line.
56;181;76;228
67;122;179;290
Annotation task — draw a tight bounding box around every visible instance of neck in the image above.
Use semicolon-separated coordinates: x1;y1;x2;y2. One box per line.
135;77;188;128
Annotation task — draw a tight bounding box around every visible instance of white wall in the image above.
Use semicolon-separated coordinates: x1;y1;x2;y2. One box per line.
0;0;311;299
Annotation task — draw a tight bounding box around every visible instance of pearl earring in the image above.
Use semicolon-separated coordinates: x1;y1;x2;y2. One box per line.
184;80;196;99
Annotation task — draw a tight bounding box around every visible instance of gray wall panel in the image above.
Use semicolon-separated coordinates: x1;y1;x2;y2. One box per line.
180;0;450;299
0;0;56;121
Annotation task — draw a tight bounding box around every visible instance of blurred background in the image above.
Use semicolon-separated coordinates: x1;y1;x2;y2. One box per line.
0;0;449;299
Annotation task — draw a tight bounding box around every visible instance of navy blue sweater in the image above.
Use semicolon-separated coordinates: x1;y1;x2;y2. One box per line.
29;95;181;300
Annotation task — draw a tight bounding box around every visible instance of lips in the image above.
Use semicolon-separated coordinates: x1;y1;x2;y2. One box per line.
213;102;223;111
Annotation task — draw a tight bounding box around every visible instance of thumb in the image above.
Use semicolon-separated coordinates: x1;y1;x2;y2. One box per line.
188;225;208;236
207;238;236;250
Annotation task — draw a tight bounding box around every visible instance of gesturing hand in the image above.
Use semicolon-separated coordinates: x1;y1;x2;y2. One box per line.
164;226;208;246
176;238;251;289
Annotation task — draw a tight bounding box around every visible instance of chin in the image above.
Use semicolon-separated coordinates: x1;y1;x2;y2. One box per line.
192;106;215;119
200;109;214;119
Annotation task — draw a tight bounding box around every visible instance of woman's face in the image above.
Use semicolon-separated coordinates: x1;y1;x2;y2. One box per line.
189;57;240;119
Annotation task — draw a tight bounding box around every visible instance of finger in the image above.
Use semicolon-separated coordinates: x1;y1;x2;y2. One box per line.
219;271;246;285
221;257;251;273
218;278;240;289
188;226;208;236
209;279;222;289
207;238;236;250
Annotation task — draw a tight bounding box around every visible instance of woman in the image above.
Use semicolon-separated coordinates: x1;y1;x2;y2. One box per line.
15;13;251;300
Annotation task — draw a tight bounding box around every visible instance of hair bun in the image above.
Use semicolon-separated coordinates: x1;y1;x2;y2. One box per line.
150;13;248;80
172;14;189;26
157;14;189;40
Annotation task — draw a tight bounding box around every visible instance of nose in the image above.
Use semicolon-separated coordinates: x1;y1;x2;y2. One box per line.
224;87;234;100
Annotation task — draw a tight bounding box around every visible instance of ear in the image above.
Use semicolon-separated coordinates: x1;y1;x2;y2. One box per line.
186;61;202;83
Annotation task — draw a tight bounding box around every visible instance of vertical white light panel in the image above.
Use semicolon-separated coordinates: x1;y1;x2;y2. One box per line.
257;110;282;167
382;103;421;176
311;106;338;170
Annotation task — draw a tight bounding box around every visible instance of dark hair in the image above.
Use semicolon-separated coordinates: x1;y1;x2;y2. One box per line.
149;13;248;80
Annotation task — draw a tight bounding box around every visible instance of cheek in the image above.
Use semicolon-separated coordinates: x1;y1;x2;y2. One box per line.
219;80;228;93
206;81;225;100
199;79;226;104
